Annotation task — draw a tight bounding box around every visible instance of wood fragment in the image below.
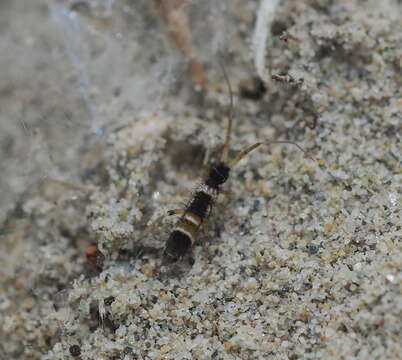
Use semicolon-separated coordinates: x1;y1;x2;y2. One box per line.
150;0;205;88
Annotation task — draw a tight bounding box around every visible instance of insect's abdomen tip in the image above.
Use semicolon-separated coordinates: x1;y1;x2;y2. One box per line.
164;230;192;262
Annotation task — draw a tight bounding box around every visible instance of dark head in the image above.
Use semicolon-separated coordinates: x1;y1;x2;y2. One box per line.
205;163;230;188
164;230;192;263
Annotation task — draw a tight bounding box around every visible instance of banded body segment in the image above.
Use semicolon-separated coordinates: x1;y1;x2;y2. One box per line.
165;230;192;260
174;215;199;245
164;186;217;261
184;212;203;227
164;212;202;261
187;190;214;220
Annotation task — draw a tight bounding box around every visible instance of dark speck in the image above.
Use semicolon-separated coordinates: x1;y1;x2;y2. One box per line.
113;87;121;97
385;125;396;137
239;77;266;100
271;20;287;35
252;199;261;212
70;1;90;14
104;296;115;306
69;345;81;357
123;346;133;354
307;244;319;254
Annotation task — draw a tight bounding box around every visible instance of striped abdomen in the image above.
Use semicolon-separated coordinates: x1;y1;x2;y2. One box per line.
164;163;230;262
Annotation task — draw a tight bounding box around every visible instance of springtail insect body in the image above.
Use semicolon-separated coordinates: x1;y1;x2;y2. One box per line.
163;67;310;263
164;166;229;263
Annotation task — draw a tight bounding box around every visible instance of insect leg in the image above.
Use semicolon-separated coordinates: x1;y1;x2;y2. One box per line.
149;209;186;230
167;209;186;216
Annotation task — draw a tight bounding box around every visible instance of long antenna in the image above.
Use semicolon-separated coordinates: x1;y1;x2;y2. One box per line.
219;59;234;163
229;140;314;168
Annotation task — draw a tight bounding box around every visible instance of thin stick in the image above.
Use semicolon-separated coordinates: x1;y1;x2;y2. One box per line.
42;178;95;193
252;0;280;81
219;59;234;163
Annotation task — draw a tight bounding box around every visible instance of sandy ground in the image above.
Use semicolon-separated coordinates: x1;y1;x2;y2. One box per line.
0;0;401;359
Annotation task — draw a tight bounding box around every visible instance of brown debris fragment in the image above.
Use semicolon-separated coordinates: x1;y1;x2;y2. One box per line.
150;0;205;89
85;244;104;274
279;31;299;42
271;73;304;87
